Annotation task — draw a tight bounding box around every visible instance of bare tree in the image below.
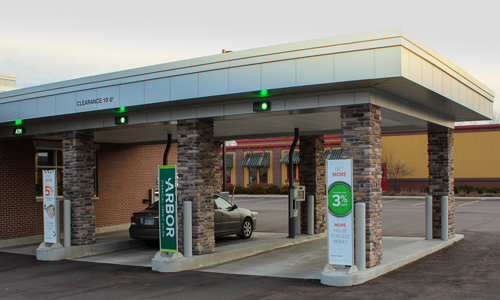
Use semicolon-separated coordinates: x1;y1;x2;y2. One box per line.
488;110;500;124
382;151;414;191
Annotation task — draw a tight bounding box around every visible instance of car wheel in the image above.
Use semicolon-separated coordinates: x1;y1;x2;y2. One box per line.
239;218;253;239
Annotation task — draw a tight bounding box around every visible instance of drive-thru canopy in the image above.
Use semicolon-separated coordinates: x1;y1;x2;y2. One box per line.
0;28;494;268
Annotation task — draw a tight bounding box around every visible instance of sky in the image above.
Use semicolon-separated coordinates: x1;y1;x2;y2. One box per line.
1;0;498;114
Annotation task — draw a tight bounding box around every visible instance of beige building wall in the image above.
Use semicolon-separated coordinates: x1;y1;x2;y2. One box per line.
0;72;17;92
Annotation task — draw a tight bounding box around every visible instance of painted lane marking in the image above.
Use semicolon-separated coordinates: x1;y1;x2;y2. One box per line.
382;199;399;204
459;200;480;207
257;199;287;204
412;202;425;206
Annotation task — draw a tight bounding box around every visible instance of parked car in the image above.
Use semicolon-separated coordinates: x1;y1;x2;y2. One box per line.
129;194;257;247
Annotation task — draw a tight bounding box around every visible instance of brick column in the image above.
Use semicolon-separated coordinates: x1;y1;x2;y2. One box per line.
213;141;222;194
341;104;382;268
177;119;215;255
62;130;95;245
299;135;326;234
428;125;455;239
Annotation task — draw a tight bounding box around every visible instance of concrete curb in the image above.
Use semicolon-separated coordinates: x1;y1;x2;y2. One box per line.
321;234;464;286
36;237;144;261
152;232;327;272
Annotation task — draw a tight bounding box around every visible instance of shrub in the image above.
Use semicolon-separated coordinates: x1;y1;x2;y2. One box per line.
280;184;290;195
266;184;280;194
247;184;266;194
485;187;500;194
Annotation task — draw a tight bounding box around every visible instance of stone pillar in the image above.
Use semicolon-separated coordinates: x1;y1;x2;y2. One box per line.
213;141;222;194
341;104;382;268
428;125;455;239
177;119;215;255
62;130;95;246
299;135;326;234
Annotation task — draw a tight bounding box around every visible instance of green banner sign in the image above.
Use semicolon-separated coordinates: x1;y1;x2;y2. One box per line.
159;165;178;253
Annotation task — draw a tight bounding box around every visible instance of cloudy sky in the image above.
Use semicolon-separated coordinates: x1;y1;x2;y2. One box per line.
2;0;498;113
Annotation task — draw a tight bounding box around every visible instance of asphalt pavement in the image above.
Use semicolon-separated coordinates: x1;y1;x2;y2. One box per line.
2;198;500;299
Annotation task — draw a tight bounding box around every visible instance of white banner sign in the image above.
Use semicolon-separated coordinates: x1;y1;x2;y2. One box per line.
43;170;59;244
326;159;354;266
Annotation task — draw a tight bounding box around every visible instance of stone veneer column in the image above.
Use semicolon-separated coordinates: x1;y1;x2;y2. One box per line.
177;119;215;255
299;135;326;234
341;104;382;268
428;125;455;239
213;141;222;194
62;130;95;245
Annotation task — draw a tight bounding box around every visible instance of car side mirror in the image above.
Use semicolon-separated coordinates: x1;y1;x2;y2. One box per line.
232;204;238;210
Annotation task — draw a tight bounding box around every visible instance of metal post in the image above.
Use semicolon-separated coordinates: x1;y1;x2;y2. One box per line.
295;202;301;234
355;203;366;271
163;134;172;165
307;195;314;235
426;196;432;240
64;200;71;247
441;196;448;241
184;201;192;257
288;128;299;239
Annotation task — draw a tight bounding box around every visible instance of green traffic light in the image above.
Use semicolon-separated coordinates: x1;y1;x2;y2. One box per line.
261;102;268;110
120;117;126;124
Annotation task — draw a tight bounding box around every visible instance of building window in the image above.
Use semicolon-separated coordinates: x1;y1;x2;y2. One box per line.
225;166;232;185
260;167;268;183
35;150;63;197
249;167;258;183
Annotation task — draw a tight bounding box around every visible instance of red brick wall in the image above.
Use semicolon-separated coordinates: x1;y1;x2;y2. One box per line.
95;143;178;228
0;139;39;239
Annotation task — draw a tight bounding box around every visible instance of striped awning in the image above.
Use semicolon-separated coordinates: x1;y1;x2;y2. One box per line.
279;149;342;164
325;149;342;160
220;153;234;168
241;152;271;167
279;151;300;164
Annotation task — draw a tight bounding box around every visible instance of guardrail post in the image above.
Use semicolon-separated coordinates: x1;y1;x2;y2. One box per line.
64;200;71;247
355;202;366;271
307;195;314;235
426;196;432;240
441;196;448;241
184;201;192;257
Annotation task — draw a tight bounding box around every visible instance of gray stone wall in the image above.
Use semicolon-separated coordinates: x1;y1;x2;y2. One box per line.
299;135;326;234
341;104;382;268
62;130;95;246
428;125;455;239
177;119;215;255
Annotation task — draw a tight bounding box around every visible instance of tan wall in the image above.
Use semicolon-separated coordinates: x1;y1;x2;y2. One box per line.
455;131;500;179
381;134;428;179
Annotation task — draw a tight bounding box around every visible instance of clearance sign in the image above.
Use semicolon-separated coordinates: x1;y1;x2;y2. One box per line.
159;165;178;253
326;159;354;266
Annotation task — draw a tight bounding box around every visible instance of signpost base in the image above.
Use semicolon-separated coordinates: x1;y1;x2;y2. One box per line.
348;265;358;274
323;264;335;273
154;251;184;260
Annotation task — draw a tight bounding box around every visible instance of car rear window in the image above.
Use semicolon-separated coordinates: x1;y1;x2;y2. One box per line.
146;201;159;210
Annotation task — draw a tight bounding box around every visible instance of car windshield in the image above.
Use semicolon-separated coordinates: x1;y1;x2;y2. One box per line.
214;195;233;210
146;201;159;210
